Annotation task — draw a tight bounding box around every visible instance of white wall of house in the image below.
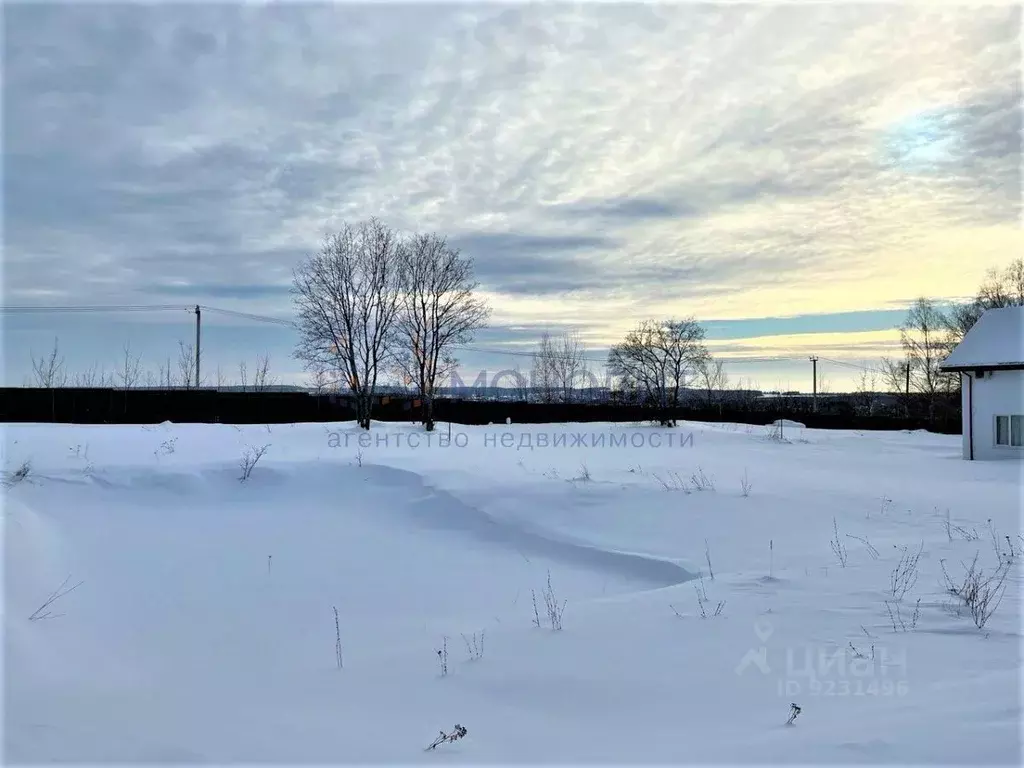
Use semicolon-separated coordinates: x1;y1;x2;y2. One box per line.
961;369;1024;460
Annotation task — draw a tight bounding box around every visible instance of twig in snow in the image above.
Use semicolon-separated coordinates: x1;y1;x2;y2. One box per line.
334;606;343;669
239;444;269;481
785;703;801;725
690;467;715;491
29;576;83;621
461;631;485;661
1;460;32;489
845;534;880;560
540;570;565;630
435;637;449;676
740;469;752;497
890;542;923;600
425;724;467;751
830;517;848;567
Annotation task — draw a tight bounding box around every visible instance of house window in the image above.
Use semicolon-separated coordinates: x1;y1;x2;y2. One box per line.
995;415;1024;447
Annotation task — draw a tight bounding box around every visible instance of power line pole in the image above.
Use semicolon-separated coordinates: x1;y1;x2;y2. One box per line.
194;304;201;389
809;356;819;413
904;357;911;418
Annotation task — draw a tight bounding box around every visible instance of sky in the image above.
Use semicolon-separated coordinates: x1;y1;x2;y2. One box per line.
3;2;1021;392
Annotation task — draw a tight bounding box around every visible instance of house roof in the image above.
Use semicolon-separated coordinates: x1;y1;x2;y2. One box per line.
940;305;1024;371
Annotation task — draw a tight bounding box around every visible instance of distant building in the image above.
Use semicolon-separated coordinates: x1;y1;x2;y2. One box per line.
940;306;1024;460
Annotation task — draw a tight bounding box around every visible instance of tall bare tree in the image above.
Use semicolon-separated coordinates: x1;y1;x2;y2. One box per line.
31;337;67;388
898;298;959;420
512;364;531;402
116;342;143;390
553;330;589;403
879;356;912;416
177;341;197;389
531;331;560;403
946;258;1024;343
607;318;707;426
158;357;172;388
530;330;590;404
293;218;405;429
392;233;489;430
252;353;275;392
694;354;728;409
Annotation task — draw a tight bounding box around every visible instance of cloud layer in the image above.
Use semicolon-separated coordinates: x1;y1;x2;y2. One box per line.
3;2;1021;387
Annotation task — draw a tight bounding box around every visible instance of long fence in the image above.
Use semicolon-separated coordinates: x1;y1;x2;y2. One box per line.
0;387;961;435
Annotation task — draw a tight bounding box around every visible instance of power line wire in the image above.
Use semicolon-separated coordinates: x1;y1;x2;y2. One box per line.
0;304;192;313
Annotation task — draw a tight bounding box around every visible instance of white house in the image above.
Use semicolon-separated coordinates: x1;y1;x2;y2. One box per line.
939;305;1024;460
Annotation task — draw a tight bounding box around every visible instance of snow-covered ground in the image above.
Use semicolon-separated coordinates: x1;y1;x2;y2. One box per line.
3;419;1021;765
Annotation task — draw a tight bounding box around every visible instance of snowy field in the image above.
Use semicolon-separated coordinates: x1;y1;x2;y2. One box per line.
3;419;1022;765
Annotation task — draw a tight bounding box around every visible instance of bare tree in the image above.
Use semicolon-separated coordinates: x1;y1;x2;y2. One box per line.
74;364;100;387
854;370;879;415
731;378;760;409
238;361;248;392
946;258;1024;344
531;332;560;404
900;298;957;415
694;355;728;409
308;364;338;395
252;353;276;392
116;342;143;390
392;232;489;430
978;258;1024;308
552;331;589;404
293;218;405;429
31;337;67;388
177;341;197;389
817;373;833;396
512;364;531;402
879;357;912;417
529;330;590;404
607;318;708;426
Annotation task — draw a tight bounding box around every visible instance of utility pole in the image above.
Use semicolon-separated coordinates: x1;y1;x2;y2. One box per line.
904;358;911;418
809;356;819;413
194;304;201;389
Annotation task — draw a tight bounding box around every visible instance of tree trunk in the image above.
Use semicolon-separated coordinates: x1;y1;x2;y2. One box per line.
422;396;435;432
357;392;371;429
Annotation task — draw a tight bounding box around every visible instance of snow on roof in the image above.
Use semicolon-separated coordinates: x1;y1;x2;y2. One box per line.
940;305;1024;370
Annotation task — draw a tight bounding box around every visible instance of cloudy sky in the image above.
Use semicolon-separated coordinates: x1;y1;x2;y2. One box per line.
3;2;1021;391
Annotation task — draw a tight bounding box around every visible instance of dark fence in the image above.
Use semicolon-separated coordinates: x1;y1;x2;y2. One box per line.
0;387;961;435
